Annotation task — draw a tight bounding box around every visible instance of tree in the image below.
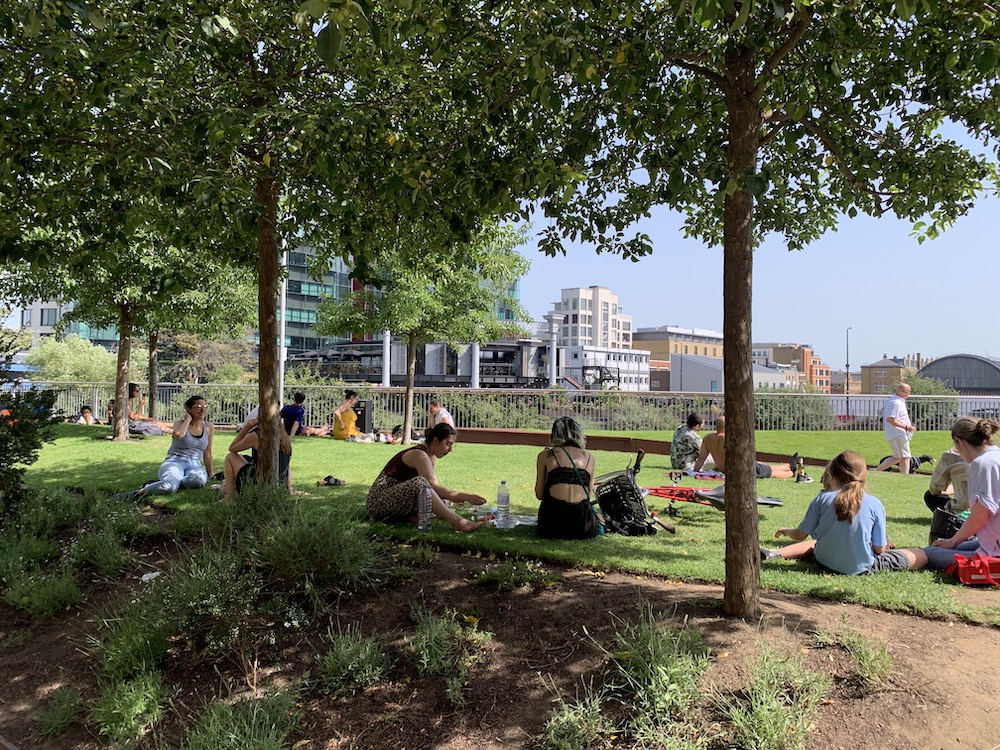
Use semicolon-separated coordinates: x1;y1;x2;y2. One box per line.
529;2;998;617
0;306;31;368
904;371;960;430
317;222;531;441
158;331;255;384
22;334;146;383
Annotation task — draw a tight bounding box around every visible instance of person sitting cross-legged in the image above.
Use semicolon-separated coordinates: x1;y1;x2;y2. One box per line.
761;450;927;575
221;417;293;497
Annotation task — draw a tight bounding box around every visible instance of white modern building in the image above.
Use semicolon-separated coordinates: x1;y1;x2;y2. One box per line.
670;353;785;393
550;286;633;349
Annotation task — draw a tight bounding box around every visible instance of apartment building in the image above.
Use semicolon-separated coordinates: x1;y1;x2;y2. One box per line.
860;353;927;393
550;286;632;349
632;325;724;361
752;342;831;393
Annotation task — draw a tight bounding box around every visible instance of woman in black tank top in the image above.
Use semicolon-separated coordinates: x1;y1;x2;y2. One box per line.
535;417;599;539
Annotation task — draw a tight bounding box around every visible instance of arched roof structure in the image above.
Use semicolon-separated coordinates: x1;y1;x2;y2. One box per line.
918;355;1000;395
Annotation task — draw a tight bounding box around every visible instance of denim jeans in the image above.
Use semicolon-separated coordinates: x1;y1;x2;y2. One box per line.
922;539;980;571
144;455;207;496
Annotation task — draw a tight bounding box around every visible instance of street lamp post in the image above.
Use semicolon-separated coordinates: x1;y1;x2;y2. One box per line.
845;326;852;417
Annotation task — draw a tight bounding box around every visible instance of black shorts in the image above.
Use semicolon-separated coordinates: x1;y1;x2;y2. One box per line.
234;462;258;494
755;463;772;479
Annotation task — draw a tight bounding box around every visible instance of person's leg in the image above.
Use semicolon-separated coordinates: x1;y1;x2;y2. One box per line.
922;539;979;570
222;453;247;496
899;438;912;475
179;459;207;490
777;539;817;559
143;457;184;496
899;548;928;570
874;455;902;471
768;464;795;479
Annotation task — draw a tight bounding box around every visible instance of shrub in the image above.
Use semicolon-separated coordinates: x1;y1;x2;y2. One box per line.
37;686;85;738
0;389;61;515
92;671;168;742
315;624;392;696
4;572;81;618
542;687;613;750
407;604;492;707
0;534;59;588
72;528;133;576
178;691;299;750
98;599;171;680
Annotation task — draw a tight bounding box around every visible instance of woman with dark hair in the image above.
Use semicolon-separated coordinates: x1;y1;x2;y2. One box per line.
925;417;1000;568
127;382;164;436
221;417;293;496
761;450;926;574
366;423;486;532
333;389;363;440
126;395;214;499
535;416;599;539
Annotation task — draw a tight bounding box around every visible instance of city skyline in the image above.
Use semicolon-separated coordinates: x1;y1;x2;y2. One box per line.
516;193;1000;372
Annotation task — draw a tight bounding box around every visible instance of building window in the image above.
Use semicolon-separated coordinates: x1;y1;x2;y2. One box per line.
21;309;32;326
41;308;58;327
710;380;718;392
875;369;886;378
684;345;688;354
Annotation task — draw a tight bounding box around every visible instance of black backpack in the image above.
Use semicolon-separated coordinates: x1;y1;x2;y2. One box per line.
594;474;657;536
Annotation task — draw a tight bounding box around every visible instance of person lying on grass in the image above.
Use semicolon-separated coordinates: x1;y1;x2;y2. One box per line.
366;423;486;532
760;450;927;575
221;417;293;497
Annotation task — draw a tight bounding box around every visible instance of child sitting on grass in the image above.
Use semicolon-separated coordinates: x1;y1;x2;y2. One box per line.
760;450;927;575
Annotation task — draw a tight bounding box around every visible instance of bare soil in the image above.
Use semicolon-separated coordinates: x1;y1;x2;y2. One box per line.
3;533;1000;750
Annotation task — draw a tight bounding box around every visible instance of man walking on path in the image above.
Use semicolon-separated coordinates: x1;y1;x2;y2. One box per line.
875;383;916;474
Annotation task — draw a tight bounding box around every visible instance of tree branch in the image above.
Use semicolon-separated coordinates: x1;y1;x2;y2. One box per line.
750;7;813;101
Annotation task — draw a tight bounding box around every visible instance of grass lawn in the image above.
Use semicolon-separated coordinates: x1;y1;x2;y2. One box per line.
25;424;998;625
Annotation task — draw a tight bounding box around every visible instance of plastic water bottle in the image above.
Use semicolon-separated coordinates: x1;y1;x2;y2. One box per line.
496;480;511;529
417;482;433;532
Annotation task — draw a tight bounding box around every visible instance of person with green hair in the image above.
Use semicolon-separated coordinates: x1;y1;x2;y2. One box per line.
535;416;599;539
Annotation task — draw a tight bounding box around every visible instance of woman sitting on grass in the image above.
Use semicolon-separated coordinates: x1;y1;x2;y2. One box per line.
221;417;293;497
924;416;1000;569
761;450;927;575
535;416;599;539
366;423;486;532
126;395;214;500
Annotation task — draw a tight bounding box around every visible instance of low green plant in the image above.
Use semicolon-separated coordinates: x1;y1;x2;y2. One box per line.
407;604;492;707
315;624;392;696
92;671;168;742
98;599;171;679
37;686;84;737
257;508;379;592
0;630;29;651
394;541;440;568
542;686;614;750
157;547;264;656
0;534;59;587
9;487;91;539
4;571;81;618
604;606;712;718
716;645;830;750
177;691;299;750
72;528;132;576
812;623;892;689
474;559;559;591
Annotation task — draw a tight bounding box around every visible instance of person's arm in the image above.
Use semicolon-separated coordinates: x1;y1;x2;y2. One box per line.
228;418;259;453
775;527;810;541
406;450;486;506
203;423;214;477
534;451;548;500
334;403;348;430
172;413;192;440
932;502;990;548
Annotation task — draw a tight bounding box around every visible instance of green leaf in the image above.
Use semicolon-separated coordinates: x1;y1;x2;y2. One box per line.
317;25;343;68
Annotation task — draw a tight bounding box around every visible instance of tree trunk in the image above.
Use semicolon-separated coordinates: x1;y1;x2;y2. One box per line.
112;305;134;442
721;44;762;620
256;172;281;483
147;329;158;421
402;331;417;444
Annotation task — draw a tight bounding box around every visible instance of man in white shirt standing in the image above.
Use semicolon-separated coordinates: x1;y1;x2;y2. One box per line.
874;383;916;474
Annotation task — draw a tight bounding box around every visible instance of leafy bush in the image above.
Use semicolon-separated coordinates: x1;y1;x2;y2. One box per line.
98;599;171;680
407;604;492;707
92;672;168;742
257;509;380;592
37;686;85;738
4;571;81;618
315;624;392;696
0;389;61;514
178;691;299;750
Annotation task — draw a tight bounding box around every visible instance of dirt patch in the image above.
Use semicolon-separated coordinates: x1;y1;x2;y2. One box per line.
1;545;998;750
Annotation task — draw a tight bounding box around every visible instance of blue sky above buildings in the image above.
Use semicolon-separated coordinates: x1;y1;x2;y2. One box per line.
517;193;999;370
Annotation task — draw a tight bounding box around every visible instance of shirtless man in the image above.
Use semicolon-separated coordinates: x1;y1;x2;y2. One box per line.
693;416;808;480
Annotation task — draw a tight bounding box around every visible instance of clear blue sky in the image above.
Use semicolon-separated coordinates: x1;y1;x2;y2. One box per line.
517;194;999;371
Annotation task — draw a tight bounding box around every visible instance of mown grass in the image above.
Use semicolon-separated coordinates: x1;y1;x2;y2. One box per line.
22;423;999;624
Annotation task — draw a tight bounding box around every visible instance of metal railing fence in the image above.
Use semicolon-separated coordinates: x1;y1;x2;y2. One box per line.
31;382;1000;433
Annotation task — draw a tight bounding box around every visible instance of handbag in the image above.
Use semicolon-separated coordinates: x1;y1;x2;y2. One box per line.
944;553;1000;586
929;508;971;544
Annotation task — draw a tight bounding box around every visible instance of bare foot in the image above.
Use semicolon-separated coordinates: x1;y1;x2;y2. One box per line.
449;517;483;532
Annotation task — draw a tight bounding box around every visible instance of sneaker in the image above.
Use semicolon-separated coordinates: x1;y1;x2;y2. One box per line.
796;473;814;483
789;452;799;474
760;547;781;562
